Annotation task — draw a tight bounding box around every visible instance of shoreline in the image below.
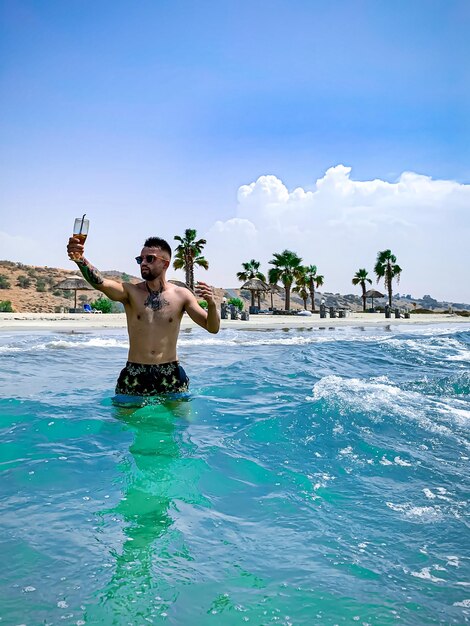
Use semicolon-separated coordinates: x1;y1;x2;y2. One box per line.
0;312;468;332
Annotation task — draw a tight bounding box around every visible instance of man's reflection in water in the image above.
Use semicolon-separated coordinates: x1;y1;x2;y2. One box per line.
86;398;209;623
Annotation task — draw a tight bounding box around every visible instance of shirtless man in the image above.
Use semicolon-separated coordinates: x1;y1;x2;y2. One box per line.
67;235;220;397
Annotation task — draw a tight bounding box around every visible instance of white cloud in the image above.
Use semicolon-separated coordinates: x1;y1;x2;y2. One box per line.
1;165;468;303
201;219;259;288
204;165;470;302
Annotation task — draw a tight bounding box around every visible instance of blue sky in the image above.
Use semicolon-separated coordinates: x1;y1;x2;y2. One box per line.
1;1;469;300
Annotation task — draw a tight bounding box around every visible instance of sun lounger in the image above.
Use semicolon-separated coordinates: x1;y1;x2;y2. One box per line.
83;304;102;314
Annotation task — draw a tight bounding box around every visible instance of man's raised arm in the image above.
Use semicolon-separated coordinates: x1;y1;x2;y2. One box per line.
185;281;220;334
67;237;129;303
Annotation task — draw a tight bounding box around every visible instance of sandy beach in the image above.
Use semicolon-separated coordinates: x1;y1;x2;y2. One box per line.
0;311;468;332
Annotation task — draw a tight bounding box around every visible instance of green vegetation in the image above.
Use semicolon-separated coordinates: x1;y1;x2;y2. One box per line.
304;265;324;312
0;274;11;289
0;300;13;312
374;250;402;308
90;296;113;313
89;296;123;313
110;301;125;313
268;250;303;311
17;275;32;289
293;282;309;309
228;297;244;311
293;267;309;309
8;243;469;317
173;228;208;291
292;265;325;311
237;259;266;308
43;276;56;289
352;268;373;312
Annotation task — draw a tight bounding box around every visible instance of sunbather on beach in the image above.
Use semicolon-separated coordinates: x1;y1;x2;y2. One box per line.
66;235;219;396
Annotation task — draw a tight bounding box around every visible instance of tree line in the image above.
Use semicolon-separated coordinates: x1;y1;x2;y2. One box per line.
174;228;402;312
0;231;402;313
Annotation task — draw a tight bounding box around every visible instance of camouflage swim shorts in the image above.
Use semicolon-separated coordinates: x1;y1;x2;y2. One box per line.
115;361;189;396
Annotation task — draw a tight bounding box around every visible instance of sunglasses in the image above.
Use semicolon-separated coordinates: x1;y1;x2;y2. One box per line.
135;254;168;265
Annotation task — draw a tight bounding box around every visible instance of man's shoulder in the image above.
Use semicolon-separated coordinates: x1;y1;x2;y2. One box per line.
166;281;195;298
126;281;145;293
167;279;194;291
123;281;147;302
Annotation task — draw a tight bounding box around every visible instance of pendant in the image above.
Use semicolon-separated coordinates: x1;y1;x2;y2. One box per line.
144;284;169;311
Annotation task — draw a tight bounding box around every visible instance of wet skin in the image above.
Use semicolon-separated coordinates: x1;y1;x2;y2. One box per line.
66;240;220;365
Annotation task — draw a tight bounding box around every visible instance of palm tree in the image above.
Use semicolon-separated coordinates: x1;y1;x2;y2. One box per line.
352;268;372;312
267;283;280;311
173;229;208;290
237;259;266;309
293;267;310;310
268;250;303;311
304;265;324;312
374;250;402;307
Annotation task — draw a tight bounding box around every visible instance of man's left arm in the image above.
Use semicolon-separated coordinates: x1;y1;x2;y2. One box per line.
185;282;220;334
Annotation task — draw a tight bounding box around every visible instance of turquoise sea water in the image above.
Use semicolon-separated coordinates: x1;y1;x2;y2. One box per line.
0;323;469;625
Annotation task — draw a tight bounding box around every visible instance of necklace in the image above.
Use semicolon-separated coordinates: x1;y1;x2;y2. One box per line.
144;282;169;311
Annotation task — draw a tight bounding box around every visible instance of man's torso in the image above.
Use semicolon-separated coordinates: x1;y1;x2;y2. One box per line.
124;282;188;364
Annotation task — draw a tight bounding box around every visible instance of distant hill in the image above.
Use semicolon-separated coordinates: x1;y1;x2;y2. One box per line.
0;260;229;313
0;261;137;313
0;260;468;313
216;288;470;313
103;270;140;280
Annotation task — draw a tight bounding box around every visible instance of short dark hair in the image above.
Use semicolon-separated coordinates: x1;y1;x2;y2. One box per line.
144;237;172;258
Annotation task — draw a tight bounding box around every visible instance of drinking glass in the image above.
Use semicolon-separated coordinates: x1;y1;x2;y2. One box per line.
71;215;89;260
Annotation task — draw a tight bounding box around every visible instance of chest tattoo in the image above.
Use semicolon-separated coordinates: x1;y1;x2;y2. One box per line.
144;283;169;311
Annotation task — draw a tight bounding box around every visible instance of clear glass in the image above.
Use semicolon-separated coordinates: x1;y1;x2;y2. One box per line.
71;216;89;260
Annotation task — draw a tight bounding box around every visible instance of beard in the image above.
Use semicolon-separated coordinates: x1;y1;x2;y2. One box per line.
140;266;159;281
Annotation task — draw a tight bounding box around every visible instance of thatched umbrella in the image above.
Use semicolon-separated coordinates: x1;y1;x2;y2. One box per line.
365;289;385;310
240;278;268;309
54;276;93;311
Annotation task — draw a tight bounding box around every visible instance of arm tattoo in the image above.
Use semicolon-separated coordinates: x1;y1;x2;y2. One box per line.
76;258;104;287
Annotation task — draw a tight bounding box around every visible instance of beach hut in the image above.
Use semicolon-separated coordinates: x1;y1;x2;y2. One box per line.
54;276;94;312
364;289;385;310
240;278;268;313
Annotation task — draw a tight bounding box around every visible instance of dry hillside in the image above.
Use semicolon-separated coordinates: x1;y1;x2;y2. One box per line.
0;261;251;313
0;260;324;313
0;261;131;313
